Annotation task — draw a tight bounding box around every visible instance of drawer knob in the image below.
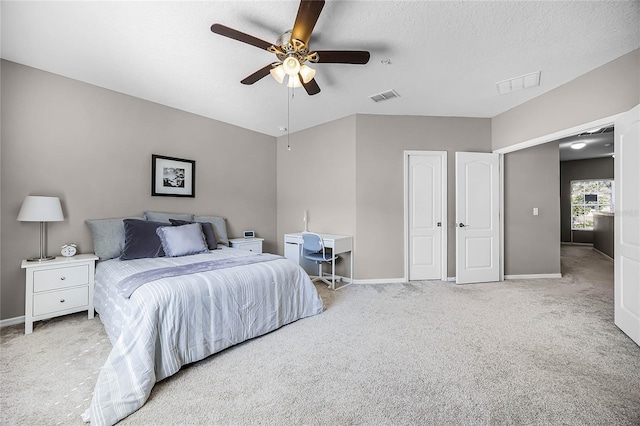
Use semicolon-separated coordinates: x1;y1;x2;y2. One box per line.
60;299;65;303
60;276;66;281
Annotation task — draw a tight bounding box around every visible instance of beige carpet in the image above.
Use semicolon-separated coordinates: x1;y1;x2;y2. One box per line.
2;245;639;425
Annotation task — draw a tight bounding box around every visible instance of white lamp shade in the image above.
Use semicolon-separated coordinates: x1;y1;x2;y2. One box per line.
287;74;302;88
283;56;301;76
17;196;64;222
270;65;286;84
299;65;316;84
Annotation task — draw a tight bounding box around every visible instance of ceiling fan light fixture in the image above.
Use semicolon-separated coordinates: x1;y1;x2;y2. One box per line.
270;65;286;84
283;56;301;76
299;64;316;84
571;142;586;150
287;74;302;88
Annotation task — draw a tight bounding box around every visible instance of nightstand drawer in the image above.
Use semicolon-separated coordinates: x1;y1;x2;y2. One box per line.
239;242;262;252
33;265;89;292
33;286;89;316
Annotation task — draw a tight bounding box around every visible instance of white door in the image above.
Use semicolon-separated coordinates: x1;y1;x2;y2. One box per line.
407;153;446;280
615;104;640;346
456;152;500;284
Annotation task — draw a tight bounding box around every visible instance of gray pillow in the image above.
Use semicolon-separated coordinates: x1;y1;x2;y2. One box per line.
169;219;218;250
120;219;167;260
156;223;208;257
85;216;145;260
144;211;193;223
193;215;229;246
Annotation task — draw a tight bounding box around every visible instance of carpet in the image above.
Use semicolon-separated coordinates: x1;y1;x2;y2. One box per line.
1;245;639;425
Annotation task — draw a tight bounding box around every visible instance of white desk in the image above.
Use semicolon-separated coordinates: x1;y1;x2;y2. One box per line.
284;232;353;290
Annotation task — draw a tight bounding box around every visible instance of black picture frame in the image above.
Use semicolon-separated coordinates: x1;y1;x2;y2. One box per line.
151;154;195;197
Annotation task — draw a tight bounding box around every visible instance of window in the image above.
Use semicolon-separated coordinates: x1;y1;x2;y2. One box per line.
571;179;613;230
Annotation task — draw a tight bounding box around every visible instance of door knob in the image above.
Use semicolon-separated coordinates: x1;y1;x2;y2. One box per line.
459;223;466;227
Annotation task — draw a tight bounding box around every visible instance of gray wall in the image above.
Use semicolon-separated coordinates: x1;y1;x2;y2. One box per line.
276;114;492;280
1;60;277;321
276;116;357;278
560;157;614;243
493;49;638;278
503;142;561;276
492;49;640;151
355;115;492;279
593;213;614;259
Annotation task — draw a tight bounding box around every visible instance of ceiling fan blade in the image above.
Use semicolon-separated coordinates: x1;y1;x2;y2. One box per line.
291;0;325;45
211;24;273;51
241;64;273;85
315;50;370;64
302;77;321;96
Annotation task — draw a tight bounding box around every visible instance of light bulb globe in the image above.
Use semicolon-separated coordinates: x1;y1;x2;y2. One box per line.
299;64;316;84
270;65;285;84
283;57;301;76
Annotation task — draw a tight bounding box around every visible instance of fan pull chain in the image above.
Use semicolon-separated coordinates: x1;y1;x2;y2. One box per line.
287;86;292;151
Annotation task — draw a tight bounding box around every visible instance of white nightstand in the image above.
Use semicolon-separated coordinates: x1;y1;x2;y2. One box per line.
21;254;98;334
229;238;264;253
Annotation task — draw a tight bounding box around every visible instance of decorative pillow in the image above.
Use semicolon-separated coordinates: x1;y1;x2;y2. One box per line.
86;216;145;260
143;211;193;223
169;219;218;250
156;223;208;257
120;219;167;260
193;215;229;246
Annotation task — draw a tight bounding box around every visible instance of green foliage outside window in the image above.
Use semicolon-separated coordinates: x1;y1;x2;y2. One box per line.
571;180;613;230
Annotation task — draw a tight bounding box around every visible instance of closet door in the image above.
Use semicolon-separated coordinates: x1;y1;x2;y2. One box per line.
456;152;500;284
406;151;447;281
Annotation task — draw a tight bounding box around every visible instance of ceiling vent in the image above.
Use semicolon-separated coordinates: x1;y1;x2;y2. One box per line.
369;89;400;103
496;71;541;95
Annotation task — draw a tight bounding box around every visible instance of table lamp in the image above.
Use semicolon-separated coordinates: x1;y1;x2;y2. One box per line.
17;195;65;261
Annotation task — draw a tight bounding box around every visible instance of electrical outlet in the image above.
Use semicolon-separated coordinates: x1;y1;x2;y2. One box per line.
533;207;539;216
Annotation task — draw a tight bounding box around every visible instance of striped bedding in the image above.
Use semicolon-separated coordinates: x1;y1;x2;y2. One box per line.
82;247;323;425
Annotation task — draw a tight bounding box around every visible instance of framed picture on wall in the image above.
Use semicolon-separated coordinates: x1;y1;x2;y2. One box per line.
151;154;195;197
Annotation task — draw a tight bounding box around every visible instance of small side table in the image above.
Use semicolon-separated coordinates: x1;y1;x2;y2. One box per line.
229;238;264;253
21;254;98;334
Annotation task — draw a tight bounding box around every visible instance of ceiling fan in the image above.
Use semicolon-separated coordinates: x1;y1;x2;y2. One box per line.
211;0;370;96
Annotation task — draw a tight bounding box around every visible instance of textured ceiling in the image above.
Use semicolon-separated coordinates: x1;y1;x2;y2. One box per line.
2;1;639;137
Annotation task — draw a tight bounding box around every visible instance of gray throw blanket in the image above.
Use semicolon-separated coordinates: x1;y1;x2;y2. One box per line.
117;253;283;298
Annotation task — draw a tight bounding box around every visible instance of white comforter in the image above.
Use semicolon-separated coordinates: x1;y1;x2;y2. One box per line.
82;247;323;425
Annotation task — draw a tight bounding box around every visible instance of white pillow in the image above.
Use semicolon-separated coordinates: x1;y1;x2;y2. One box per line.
155;223;208;257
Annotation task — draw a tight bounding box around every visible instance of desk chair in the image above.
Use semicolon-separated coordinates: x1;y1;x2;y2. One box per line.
301;232;338;287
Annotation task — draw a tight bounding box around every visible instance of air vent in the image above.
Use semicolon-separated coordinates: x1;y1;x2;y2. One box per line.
496;71;541;95
369;89;400;103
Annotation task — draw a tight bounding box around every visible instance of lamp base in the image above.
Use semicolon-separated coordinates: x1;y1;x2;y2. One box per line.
26;256;56;262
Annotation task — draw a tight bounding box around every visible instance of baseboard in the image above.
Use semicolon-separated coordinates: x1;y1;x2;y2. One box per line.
504;273;563;280
352;278;406;284
0;316;25;328
592;248;614;262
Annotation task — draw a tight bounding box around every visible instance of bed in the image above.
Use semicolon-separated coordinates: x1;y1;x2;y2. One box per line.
81;213;324;425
